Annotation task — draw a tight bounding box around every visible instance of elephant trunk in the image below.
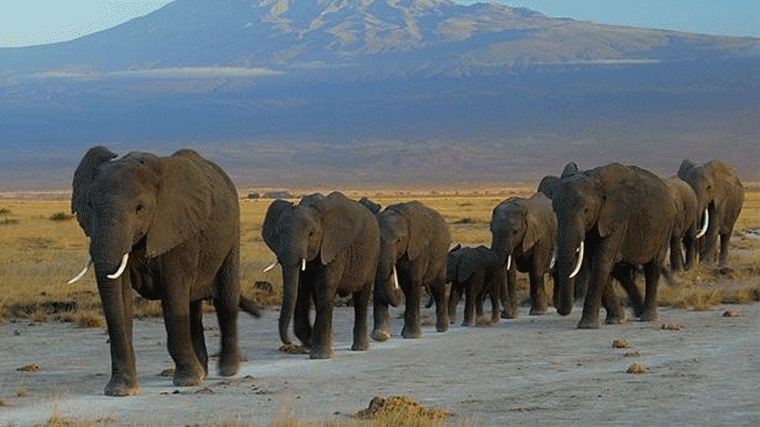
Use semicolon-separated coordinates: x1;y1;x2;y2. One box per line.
490;234;515;270
375;252;401;307
555;229;581;316
278;262;301;345
89;216;133;281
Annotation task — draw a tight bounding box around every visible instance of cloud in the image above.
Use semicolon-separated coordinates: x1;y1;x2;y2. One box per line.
21;67;284;81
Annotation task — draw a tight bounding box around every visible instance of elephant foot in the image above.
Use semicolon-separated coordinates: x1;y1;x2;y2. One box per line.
501;310;517;319
104;379;139;397
218;353;240;377
371;329;390;342
401;325;422;339
173;365;206;387
577;316;601;329
436;318;449;333
639;308;659;322
461;319;474;327
605;312;626;325
529;306;549;316
351;341;369;351
309;348;333;359
491;313;500;325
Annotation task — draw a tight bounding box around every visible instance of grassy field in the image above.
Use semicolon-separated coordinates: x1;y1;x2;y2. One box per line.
0;188;758;324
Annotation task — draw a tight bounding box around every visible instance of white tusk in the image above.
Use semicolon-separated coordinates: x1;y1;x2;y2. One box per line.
67;259;93;284
263;260;278;272
107;254;129;279
695;209;709;239
569;241;584;279
301;258;306;271
506;254;512;271
549;253;556;270
392;265;400;290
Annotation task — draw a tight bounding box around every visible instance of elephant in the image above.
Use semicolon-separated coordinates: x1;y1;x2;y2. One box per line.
663;177;701;271
552;163;676;329
371;201;450;341
677;159;744;267
445;244;503;326
261;191;380;359
490;192;557;318
358;197;382;214
69;146;260;396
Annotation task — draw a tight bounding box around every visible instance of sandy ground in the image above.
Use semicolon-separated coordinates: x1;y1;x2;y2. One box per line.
1;301;759;426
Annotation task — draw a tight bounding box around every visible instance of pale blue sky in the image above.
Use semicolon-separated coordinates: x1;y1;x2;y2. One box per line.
1;0;757;48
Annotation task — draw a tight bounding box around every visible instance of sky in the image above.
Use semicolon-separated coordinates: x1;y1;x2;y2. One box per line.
0;0;758;48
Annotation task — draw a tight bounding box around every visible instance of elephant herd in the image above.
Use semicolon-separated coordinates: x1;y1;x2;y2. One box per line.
66;146;744;396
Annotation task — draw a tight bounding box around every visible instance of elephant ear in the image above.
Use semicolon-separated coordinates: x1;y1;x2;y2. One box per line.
521;210;541;253
406;204;434;262
71;146;118;236
457;248;482;283
598;177;646;238
146;155;212;257
319;192;363;265
561;161;579;178
262;199;295;258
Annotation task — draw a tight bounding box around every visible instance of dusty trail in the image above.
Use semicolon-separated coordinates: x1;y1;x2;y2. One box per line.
1;303;758;426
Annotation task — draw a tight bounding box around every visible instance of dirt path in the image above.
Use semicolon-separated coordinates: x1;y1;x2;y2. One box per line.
1;302;759;426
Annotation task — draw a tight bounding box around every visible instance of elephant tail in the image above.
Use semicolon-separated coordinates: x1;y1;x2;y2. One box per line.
239;296;263;318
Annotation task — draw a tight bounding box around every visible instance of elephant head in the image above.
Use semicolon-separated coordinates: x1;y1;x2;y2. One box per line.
677;159;716;239
551;164;646;315
71;146;212;282
262;192;366;346
375;202;433;306
490;198;542;270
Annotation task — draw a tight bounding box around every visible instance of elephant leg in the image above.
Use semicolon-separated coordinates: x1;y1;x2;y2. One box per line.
718;233;730;267
189;300;208;376
401;279;423;339
611;265;642;318
574;261;589;302
97;274;139;396
700;215;719;266
683;234;696;271
578;245;616;329
669;236;684;272
350;282;371;352
639;261;660;322
448;284;461;324
488;282;500;324
428;277;449;333
212;250;240;377
502;267;518;319
310;277;335;359
293;279;313;348
462;283;475;326
528;265;549;315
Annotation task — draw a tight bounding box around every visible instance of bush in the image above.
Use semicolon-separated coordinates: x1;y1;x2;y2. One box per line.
49;212;74;221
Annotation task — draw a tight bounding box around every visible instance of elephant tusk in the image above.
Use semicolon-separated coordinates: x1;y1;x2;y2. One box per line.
549;253;556;270
506;254;512;271
392;266;400;290
67;259;93;284
263;260;278;272
695;209;709;239
569;241;584;279
301;258;306;271
107;254;129;279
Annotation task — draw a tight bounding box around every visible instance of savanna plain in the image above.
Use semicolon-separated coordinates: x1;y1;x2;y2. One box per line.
1;187;759;426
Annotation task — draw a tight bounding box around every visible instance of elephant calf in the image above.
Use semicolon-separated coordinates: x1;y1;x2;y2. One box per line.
446;244;503;326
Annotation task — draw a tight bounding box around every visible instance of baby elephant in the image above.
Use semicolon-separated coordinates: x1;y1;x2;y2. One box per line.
446;244;504;326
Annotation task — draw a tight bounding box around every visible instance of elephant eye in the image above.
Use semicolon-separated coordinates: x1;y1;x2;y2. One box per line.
136;204;144;213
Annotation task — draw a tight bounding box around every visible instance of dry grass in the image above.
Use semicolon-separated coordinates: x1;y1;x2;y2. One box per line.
1;189;758;321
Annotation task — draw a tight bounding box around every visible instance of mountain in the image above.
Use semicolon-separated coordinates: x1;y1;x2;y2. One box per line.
1;0;759;189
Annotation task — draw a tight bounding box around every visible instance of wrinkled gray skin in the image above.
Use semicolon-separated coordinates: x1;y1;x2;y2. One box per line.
490;193;557;318
72;146;259;396
552;163;676;329
664;177;700;271
372;201;451;341
677;159;744;267
262;192;380;359
446;244;503;326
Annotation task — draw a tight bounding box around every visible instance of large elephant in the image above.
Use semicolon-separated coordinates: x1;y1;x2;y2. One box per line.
677;159;744;267
552;163;676;329
446;244;503;326
69;146;259;396
664;177;702;271
490;193;557;318
261;192;380;359
371;201;450;341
